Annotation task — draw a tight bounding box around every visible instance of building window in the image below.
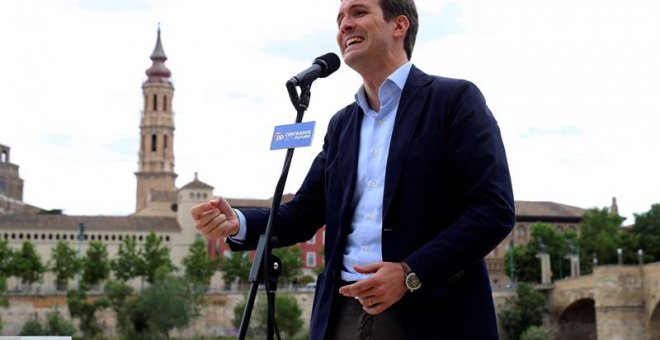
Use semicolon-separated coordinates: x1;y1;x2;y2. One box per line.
163;95;167;111
0;151;6;162
153;94;157;111
151;134;157;152
190;192;194;199
517;226;526;238
306;252;316;267
163;135;168;150
0;179;5;193
165;235;170;242
203;193;208;199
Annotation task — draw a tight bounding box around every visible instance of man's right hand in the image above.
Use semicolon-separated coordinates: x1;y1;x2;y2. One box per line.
190;196;240;240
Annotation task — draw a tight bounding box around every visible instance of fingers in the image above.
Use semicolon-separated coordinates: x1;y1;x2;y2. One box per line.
353;262;383;274
214;196;236;218
338;261;408;315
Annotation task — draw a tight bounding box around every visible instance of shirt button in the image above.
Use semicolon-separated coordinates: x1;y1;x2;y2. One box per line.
377;119;384;125
366;214;373;220
369;180;377;188
371;149;380;156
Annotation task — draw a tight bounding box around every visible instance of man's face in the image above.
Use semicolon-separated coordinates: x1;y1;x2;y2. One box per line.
336;0;396;71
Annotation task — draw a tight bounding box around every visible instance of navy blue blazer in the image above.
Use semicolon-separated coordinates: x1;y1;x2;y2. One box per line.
229;66;515;339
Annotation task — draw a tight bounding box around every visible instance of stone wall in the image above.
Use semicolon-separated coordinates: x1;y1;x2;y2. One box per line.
0;291;316;337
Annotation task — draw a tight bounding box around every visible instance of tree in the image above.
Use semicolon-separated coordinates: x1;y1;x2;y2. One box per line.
182;238;220;286
11;241;45;288
498;283;547;340
505;223;578;282
0;238;12;275
232;293;304;339
631;204;660;262
49;241;80;291
273;246;303;285
0;275;8;332
140;231;173;283
220;250;251;289
111;236;144;282
24;307;78;336
578;208;625;267
67;288;109;338
81;241;110;289
104;280;135;337
520;325;551;340
126;272;206;338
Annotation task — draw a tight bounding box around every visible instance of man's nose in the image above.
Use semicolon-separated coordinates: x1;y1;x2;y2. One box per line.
339;17;355;33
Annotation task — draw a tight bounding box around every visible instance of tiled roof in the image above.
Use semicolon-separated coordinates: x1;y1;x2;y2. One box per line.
180;179;213;190
515;201;585;218
0;215;180;232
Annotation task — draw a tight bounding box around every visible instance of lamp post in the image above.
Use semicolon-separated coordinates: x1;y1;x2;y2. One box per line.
638;249;644;265
617;248;623;265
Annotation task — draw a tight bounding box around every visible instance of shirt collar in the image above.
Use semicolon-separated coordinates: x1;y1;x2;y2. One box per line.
355;62;413;115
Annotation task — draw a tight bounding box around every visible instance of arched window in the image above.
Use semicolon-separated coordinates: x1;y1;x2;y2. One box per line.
151;134;157;152
0;151;6;163
163;135;168;150
153;94;157;111
163;95;167;111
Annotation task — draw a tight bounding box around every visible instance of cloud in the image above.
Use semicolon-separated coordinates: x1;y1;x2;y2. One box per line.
519;126;583;138
79;0;152;12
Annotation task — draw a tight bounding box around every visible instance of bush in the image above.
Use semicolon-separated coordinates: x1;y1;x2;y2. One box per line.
233;293;304;339
520;325;551;340
19;308;76;336
498;283;547;340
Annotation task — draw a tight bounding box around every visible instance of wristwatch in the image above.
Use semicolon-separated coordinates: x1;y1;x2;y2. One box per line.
401;262;421;292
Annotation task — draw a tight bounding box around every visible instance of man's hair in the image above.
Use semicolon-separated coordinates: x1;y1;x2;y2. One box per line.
379;0;418;60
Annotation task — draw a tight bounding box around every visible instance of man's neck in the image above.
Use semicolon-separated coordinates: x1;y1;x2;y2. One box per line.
359;59;408;112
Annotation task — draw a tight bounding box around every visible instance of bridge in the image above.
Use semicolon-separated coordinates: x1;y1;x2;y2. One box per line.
547;262;660;339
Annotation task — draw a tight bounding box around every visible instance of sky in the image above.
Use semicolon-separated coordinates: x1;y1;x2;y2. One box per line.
0;0;658;225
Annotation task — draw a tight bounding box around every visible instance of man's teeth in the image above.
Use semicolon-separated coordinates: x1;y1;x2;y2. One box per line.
346;37;364;47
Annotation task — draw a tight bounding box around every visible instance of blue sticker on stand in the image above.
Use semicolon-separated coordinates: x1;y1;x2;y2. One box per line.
270;121;316;150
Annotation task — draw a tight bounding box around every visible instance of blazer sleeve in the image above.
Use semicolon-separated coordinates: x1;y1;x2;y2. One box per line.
226;113;341;251
403;80;515;299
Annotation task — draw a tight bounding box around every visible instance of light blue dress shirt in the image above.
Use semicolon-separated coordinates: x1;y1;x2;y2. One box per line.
232;62;413;283
341;62;412;281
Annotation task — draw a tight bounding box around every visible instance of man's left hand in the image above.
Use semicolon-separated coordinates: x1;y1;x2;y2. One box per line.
338;262;407;315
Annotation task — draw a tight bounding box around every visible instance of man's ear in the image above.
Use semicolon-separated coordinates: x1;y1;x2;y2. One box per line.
392;15;410;39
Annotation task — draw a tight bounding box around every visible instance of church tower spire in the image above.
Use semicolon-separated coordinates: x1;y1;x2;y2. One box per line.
135;25;177;216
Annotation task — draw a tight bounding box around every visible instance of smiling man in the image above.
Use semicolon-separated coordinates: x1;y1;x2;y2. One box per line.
191;0;515;338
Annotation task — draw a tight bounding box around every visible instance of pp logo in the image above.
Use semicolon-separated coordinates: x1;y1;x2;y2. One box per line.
274;132;285;142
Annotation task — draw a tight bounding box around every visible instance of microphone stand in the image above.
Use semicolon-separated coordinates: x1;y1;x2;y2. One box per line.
236;81;313;340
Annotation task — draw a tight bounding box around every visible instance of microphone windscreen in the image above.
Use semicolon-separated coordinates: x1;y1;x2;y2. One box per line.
315;53;341;78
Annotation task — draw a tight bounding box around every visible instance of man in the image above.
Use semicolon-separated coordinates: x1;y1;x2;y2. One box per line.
191;0;515;338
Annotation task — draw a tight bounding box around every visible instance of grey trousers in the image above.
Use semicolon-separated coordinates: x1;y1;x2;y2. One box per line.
325;292;408;340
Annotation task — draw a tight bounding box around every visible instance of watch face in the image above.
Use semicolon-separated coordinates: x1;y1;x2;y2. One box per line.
406;273;421;291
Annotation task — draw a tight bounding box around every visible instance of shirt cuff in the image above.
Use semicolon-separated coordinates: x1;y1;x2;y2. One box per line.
227;209;247;243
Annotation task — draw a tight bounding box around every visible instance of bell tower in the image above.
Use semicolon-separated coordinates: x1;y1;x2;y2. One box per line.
135;26;177;216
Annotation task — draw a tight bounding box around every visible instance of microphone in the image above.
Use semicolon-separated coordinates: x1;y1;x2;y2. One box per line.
287;53;341;87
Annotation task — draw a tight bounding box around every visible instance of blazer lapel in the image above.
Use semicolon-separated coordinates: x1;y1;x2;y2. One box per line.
338;104;362;232
383;66;433;219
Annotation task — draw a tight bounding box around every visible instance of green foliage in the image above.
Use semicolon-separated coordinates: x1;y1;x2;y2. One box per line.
0;275;7;332
233;294;304;339
123;273;206;339
0;238;12;274
631;204;660;262
67;288;109;339
578;208;625;266
19;318;45;336
44;307;77;336
520;325;551;340
11;241;45;286
220;251;251;288
273;246;303;285
498;283;547;340
81;241;110;288
505;223;577;282
183;238;220;286
141;231;174;283
111;236;144;281
104;280;134;337
50;241;80;289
